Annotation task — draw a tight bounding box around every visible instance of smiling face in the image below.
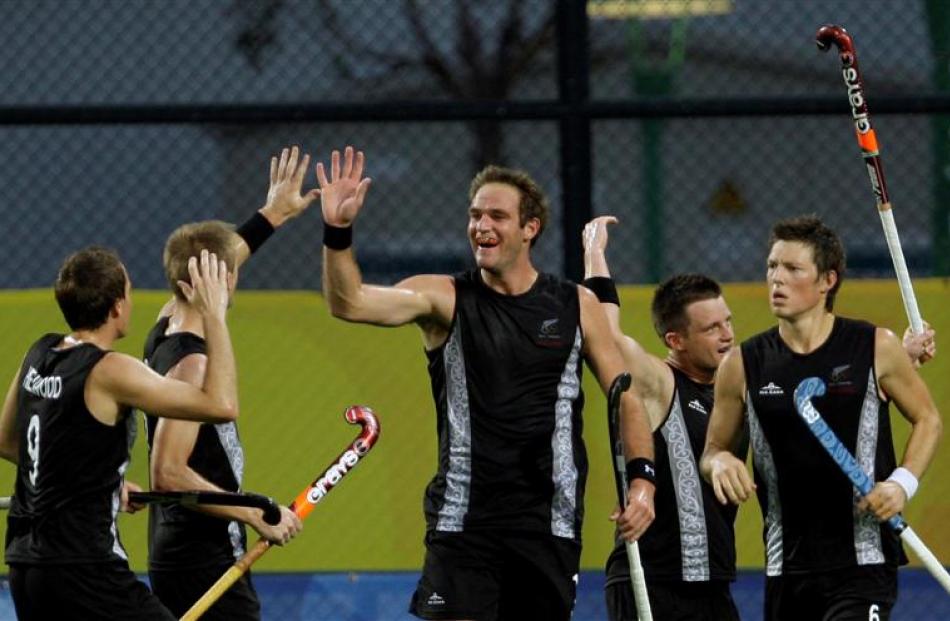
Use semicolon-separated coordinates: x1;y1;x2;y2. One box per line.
467;182;539;275
766;240;837;320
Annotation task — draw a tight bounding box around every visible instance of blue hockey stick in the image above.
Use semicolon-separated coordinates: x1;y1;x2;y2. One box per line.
794;377;950;595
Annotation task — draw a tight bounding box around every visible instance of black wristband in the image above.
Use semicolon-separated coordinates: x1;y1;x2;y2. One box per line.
626;458;656;487
323;222;353;250
582;276;620;306
236;211;275;254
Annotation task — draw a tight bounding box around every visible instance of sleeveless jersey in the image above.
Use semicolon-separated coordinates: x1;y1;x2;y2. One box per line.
424;270;586;540
6;334;135;564
741;317;905;576
606;365;739;585
143;317;247;571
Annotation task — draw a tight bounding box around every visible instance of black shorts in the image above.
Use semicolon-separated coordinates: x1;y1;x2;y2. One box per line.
765;565;897;621
149;566;260;620
409;530;582;621
9;561;175;621
605;579;740;621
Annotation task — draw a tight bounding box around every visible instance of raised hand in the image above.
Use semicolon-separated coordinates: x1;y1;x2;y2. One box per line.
583;215;619;278
317;146;372;227
261;145;321;228
583;215;619;254
178;249;230;322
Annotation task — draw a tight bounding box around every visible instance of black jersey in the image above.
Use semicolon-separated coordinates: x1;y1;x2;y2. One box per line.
6;334;135;565
606;365;739;586
423;270;586;540
741;317;905;576
143;317;247;571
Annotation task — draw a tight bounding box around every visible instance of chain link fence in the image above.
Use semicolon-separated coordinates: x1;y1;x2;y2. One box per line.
0;1;945;288
1;1;949;619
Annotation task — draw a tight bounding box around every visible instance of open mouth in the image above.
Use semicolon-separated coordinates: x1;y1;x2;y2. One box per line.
476;238;499;249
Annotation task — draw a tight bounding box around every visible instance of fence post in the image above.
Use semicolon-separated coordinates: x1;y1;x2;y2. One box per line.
926;0;950;276
557;0;592;282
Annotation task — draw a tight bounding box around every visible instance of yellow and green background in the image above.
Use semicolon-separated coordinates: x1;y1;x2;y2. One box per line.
0;279;947;573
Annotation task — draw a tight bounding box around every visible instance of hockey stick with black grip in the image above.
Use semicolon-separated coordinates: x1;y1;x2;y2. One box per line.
0;492;280;522
607;372;653;620
181;405;381;620
794;378;950;595
816;24;924;334
128;490;282;526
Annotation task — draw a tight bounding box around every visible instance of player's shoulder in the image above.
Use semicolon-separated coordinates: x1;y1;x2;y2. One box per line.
738;326;782;360
835;315;877;332
94;351;142;374
873;323;903;353
89;351;150;392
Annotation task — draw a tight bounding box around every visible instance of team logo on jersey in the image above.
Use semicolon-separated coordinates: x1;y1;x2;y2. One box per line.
758;382;784;396
827;363;858;395
536;317;565;347
540;318;560;337
687;399;708;415
829;364;853;385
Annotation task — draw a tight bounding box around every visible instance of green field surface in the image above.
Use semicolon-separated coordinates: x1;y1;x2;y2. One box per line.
0;279;947;572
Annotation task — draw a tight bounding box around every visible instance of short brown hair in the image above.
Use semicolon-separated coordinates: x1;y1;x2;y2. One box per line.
769;215;846;311
469;165;549;246
163;221;237;300
651;273;723;341
55;246;128;330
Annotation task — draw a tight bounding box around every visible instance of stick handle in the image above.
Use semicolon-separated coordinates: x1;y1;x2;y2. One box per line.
794;379;950;595
129;490;282;525
606;373;653;620
179;405;380;620
878;206;924;333
900;527;950;595
180;539;271;621
625;540;653;621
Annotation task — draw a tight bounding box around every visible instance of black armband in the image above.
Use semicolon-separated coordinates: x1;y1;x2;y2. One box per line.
582;276;620;306
626;458;656;486
236;211;275;254
323;221;353;250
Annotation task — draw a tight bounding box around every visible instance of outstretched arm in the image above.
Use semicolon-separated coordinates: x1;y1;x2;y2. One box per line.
580;288;655;541
582;216;622;331
700;347;755;505
319;146;454;331
159;145;321;322
231;145;321;268
582;216;671;429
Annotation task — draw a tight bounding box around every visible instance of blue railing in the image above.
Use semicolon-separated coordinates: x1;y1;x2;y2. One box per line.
0;569;946;619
